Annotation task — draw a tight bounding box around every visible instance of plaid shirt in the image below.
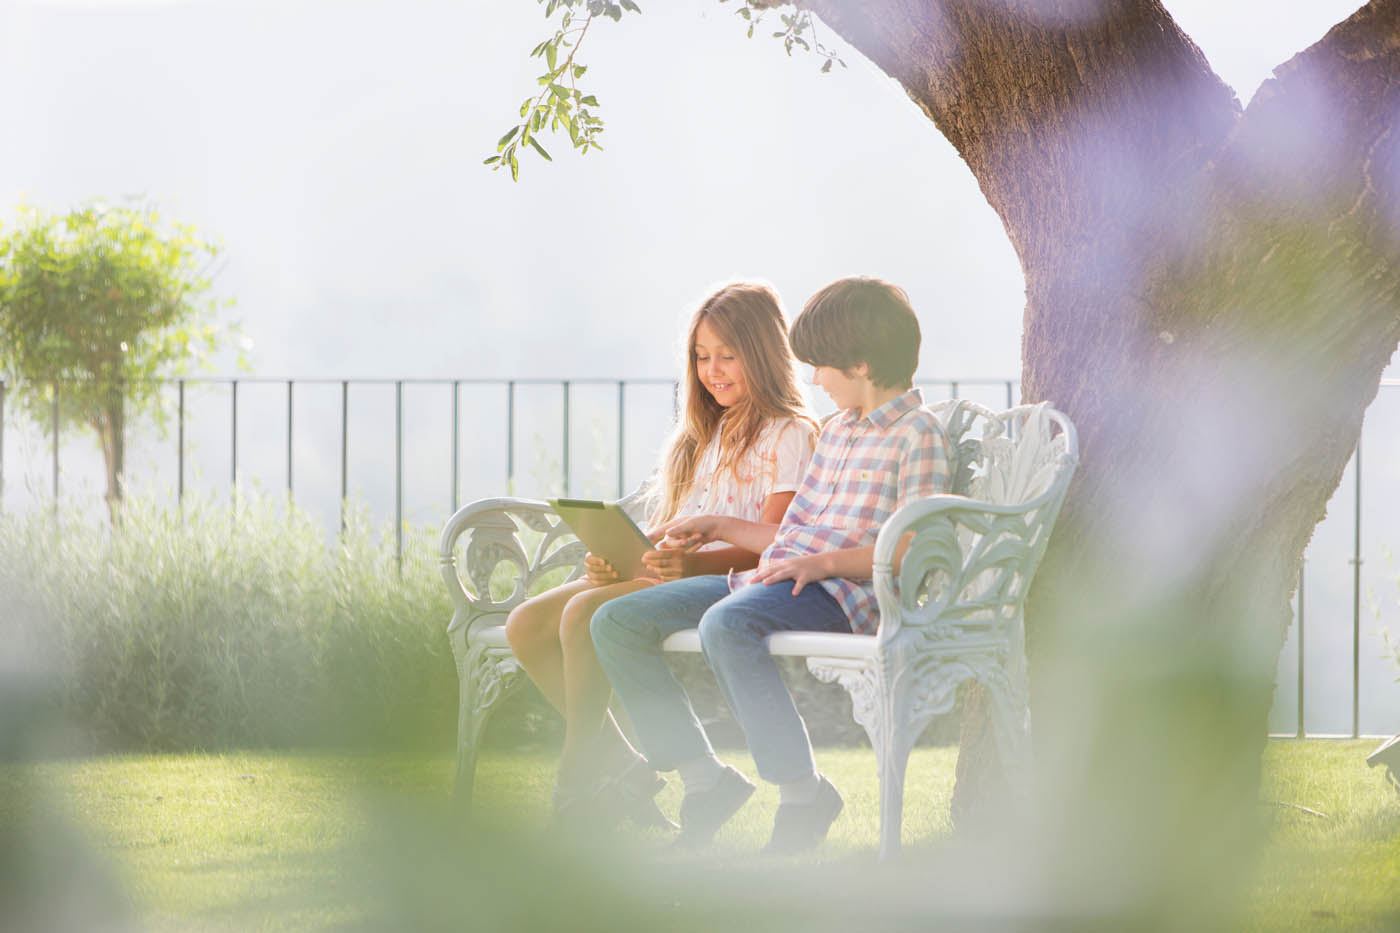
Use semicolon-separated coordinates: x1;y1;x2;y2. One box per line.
733;388;949;635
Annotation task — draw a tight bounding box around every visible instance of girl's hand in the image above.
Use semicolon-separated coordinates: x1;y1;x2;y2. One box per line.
640;545;688;582
750;553;832;595
584;553;620;584
660;514;728;549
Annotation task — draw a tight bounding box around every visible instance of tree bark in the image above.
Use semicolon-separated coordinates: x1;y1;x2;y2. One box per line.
95;388;125;525
798;0;1400;919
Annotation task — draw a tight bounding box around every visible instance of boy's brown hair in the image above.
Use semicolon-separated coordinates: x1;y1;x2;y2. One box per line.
790;277;921;389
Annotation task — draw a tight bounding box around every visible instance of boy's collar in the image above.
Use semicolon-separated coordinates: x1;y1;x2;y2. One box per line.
841;387;924;429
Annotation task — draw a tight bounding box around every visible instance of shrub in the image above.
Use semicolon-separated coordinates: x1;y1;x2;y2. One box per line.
0;494;456;753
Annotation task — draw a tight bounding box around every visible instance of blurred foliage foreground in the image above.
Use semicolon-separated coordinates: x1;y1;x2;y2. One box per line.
0;743;1395;931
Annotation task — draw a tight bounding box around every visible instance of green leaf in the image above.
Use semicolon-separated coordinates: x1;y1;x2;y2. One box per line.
483;154;501;165
527;137;553;161
497;126;520;149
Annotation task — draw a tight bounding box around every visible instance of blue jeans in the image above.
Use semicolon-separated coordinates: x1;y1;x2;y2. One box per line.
590;574;851;784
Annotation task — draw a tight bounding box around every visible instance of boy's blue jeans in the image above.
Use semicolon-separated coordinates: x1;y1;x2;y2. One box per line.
590;574;850;785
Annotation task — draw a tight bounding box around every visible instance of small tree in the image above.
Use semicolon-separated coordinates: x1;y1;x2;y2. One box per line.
0;203;233;521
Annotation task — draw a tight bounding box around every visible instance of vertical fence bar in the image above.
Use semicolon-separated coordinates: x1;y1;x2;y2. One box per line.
286;380;294;501
395;380;403;575
177;380;185;513
1297;561;1305;739
617;380;625;499
340;381;349;534
562;380;571;497
507;381;515;492
0;380;6;511
950;380;960;399
1005;380;1014;409
451;380;460;515
230;379;239;500
1352;438;1362;739
51;382;59;517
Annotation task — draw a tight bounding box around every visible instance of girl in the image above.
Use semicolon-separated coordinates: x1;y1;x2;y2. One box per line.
505;282;817;828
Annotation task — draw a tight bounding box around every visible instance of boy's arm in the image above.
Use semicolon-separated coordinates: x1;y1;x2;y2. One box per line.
748;535;918;594
896;416;951;509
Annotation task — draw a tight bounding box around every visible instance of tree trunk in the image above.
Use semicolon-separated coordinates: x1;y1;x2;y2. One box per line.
96;388;125;525
801;0;1400;918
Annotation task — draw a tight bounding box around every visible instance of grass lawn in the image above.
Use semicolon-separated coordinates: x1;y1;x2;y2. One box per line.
1;740;1395;930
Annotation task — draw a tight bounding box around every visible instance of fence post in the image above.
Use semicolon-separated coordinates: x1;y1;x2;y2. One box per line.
1005;379;1014;409
177;380;185;514
507;380;515;493
1352;438;1362;739
395;380;403;576
617;380;625;499
230;379;239;503
0;379;5;511
451;380;460;515
51;381;59;517
1297;561;1305;739
562;380;571;497
340;380;349;535
286;380;294;501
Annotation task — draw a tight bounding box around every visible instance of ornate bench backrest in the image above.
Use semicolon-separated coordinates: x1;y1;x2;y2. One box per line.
880;400;1078;645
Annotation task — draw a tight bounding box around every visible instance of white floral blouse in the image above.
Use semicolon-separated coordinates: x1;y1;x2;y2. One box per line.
673;417;816;549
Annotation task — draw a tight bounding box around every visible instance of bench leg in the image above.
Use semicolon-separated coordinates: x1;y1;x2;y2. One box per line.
453;642;524;807
876;710;918;859
810;656;950;859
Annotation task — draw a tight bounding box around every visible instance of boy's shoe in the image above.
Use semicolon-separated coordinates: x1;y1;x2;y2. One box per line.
674;766;756;847
610;763;680;831
760;776;843;855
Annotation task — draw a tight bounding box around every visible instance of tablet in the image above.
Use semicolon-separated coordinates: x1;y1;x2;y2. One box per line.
549;498;655;581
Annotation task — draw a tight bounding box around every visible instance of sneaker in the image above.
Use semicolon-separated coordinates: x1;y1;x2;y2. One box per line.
675;766;756;847
760;775;843;855
610;763;680;831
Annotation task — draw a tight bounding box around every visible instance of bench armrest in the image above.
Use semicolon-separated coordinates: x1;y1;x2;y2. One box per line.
871;486;1069;646
439;498;586;635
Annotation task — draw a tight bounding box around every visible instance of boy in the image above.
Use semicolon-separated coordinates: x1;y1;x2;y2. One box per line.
590;277;949;853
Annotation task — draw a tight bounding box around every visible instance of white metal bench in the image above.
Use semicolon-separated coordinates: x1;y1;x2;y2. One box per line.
439;399;1079;856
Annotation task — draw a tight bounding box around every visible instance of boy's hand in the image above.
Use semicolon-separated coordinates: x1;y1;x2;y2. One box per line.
660;514;728;548
750;553;833;595
639;543;688;582
584;553;620;584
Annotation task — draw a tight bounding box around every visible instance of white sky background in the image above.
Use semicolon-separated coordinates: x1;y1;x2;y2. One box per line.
0;0;1369;381
2;0;1395;735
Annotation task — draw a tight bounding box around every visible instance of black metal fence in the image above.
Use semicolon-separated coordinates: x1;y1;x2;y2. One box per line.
1;376;1395;739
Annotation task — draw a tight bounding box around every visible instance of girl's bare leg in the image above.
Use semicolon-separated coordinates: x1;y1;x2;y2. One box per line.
556;579;654;788
504;577;599;714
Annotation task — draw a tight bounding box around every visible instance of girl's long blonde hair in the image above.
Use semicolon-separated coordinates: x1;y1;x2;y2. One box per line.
654;282;816;524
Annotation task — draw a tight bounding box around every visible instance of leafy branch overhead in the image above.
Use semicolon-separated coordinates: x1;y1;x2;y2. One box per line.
486;0;844;180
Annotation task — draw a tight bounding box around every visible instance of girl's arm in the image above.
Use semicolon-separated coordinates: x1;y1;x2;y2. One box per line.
659;511;781;555
641;491;793;580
